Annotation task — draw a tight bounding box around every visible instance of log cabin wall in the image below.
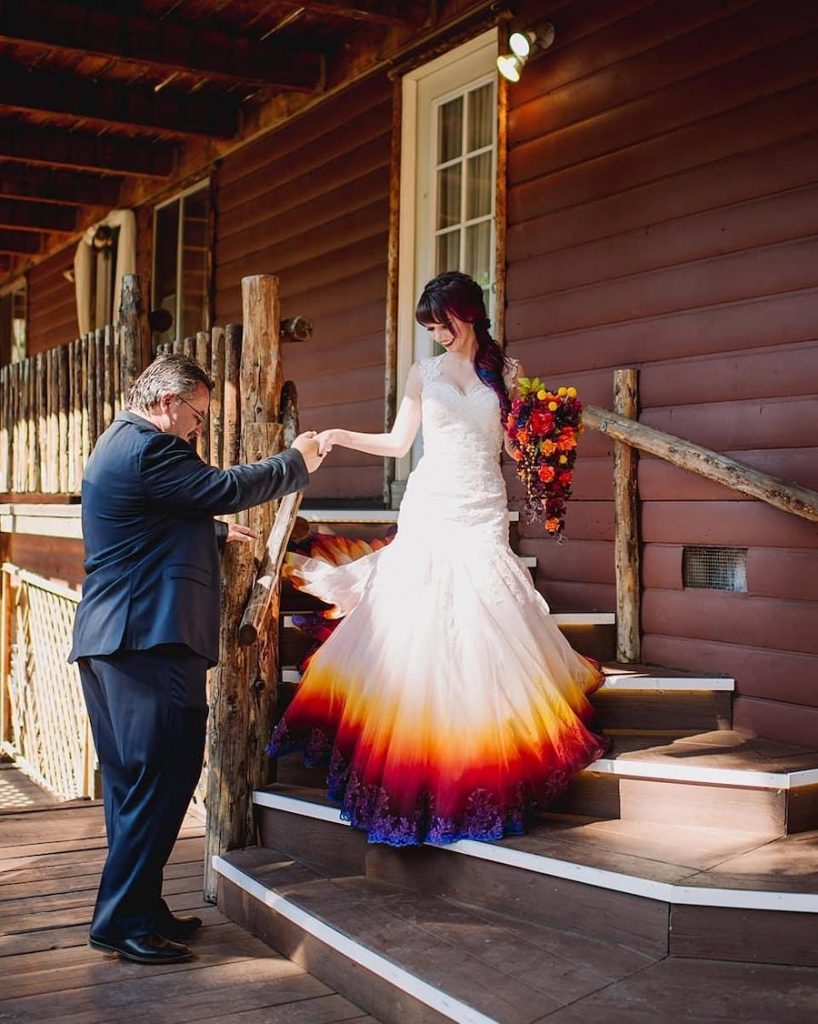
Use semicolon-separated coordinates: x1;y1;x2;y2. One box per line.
25;244;77;356
505;0;818;745
213;76;392;503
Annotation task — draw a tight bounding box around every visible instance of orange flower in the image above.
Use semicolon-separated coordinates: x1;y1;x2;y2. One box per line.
511;448;523;461
545;518;561;533
538;465;556;483
540;439;557;456
516;429;530;444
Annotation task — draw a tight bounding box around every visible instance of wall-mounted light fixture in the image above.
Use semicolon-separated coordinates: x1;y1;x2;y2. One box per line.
497;21;556;82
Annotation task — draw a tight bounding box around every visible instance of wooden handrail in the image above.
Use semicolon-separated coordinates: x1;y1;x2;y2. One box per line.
584;404;818;524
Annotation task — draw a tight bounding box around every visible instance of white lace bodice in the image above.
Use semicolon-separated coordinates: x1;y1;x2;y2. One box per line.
397;354;519;547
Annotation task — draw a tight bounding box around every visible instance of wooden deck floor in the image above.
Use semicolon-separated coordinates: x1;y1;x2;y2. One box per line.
0;764;377;1024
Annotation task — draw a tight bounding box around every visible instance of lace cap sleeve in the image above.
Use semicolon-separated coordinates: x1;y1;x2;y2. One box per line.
419;355;443;388
503;357;520;392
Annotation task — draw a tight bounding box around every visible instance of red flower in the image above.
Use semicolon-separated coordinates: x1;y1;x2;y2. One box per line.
538;465;556;483
529;411;555;436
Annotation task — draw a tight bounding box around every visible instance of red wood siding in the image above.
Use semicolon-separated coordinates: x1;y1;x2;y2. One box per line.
506;0;818;743
26;244;77;356
214;77;392;501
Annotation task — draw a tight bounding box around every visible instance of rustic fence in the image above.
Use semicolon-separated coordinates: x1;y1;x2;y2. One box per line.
0;564;94;799
0;276;144;495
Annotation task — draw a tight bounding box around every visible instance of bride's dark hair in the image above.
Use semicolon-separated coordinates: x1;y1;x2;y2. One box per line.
415;271;510;421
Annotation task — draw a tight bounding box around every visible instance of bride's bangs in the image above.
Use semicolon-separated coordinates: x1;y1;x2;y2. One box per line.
415;291;454;334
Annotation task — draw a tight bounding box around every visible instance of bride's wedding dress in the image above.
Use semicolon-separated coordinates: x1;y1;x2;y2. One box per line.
268;354;606;845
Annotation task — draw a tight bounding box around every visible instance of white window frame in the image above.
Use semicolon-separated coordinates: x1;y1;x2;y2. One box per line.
151;179;211;347
395;29;498;491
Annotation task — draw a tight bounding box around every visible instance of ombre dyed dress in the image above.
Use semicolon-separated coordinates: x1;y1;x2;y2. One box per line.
268;354;607;845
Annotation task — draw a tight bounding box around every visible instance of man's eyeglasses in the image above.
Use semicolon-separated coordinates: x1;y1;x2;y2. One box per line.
177;395;207;426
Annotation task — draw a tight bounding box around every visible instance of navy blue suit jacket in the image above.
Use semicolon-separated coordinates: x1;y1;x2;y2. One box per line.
70;410;309;666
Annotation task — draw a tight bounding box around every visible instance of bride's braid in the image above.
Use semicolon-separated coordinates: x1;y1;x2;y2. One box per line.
416;272;510;422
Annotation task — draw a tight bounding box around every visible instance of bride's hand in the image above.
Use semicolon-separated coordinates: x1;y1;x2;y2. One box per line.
316;429;338;456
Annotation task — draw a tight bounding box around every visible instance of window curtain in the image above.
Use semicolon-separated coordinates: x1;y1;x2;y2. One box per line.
74;209;137;336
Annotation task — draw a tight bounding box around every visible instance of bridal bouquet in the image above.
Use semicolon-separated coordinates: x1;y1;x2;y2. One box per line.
506;377;582;536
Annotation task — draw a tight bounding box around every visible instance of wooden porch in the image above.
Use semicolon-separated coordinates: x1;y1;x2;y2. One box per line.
0;765;377;1024
2;766;817;1023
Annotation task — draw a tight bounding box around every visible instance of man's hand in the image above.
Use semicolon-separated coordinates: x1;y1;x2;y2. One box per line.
225;524;258;544
292;431;324;473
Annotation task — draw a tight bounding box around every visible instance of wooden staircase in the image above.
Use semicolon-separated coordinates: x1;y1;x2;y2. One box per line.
214;508;818;1024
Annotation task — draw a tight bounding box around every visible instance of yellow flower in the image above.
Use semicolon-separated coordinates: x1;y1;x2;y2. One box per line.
557;387;568;397
537;389;547;400
566;386;577;398
559;454;568;464
548;401;559;411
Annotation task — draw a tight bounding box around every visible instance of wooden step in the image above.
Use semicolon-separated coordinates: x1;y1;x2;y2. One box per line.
246;786;818;970
554;731;818;834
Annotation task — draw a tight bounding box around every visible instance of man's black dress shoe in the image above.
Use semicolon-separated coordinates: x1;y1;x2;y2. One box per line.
88;931;193;964
157;914;203;942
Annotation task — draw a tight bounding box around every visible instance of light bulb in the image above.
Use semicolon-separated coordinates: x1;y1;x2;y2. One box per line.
509;31;534;59
496;54;522;83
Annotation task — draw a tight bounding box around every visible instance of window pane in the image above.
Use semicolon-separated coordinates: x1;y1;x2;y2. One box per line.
464;220;491;288
438;96;463;163
153;202;179;348
436;163;461;229
180;187;210;341
466;151;492;220
436;229;460;274
467;83;493;152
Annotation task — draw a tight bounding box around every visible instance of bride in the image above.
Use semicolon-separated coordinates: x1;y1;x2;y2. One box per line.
268;271;606;845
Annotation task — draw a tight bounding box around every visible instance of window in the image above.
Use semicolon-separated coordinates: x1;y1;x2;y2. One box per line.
394;30;499;495
434;78;497;310
152;181;211;350
0;279;26;366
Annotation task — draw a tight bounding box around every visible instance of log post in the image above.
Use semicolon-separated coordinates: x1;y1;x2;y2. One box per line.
32;355;43;494
58;344;69;493
204;275;284;901
0;366;7;494
612;369;640;664
84;332;97;456
209;327;225;469
195;331;211;464
223;324;242;470
118;274;143;402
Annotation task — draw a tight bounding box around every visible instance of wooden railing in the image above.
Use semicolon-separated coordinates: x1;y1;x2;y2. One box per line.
0;563;94;799
0;276;144;496
585;368;818;664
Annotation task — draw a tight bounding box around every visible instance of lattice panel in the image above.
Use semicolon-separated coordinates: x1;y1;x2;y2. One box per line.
5;574;91;799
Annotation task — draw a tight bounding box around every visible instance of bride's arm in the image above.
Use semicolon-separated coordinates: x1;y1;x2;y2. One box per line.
317;363;422;459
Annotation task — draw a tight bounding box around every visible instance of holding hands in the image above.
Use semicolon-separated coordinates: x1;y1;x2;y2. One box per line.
291;431;325;473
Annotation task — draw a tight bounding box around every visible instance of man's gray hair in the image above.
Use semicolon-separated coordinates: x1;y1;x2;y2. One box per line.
127;354;214;411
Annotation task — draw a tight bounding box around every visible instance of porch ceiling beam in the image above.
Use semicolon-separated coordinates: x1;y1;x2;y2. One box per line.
0;63;239;139
0;1;322;90
0;229;43;254
0;198;77;234
0;125;175;178
0;163;121;207
287;1;427;27
0;255;11;272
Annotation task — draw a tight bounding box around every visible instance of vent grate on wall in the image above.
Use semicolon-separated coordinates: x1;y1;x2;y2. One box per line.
682;546;747;592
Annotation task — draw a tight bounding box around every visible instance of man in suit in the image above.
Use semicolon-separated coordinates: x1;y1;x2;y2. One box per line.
70;353;323;965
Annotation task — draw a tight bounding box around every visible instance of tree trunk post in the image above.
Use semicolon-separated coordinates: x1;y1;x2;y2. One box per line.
204;275;284;902
613;369;640;664
118;273;143;403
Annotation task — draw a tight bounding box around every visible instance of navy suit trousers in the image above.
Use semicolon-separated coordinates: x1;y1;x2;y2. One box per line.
78;646;208;940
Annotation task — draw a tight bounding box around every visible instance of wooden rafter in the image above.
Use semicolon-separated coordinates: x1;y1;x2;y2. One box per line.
0;255;11;273
0;0;323;90
0;124;174;177
0;199;76;234
0;164;121;207
0;230;42;254
289;1;427;27
0;62;239;139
